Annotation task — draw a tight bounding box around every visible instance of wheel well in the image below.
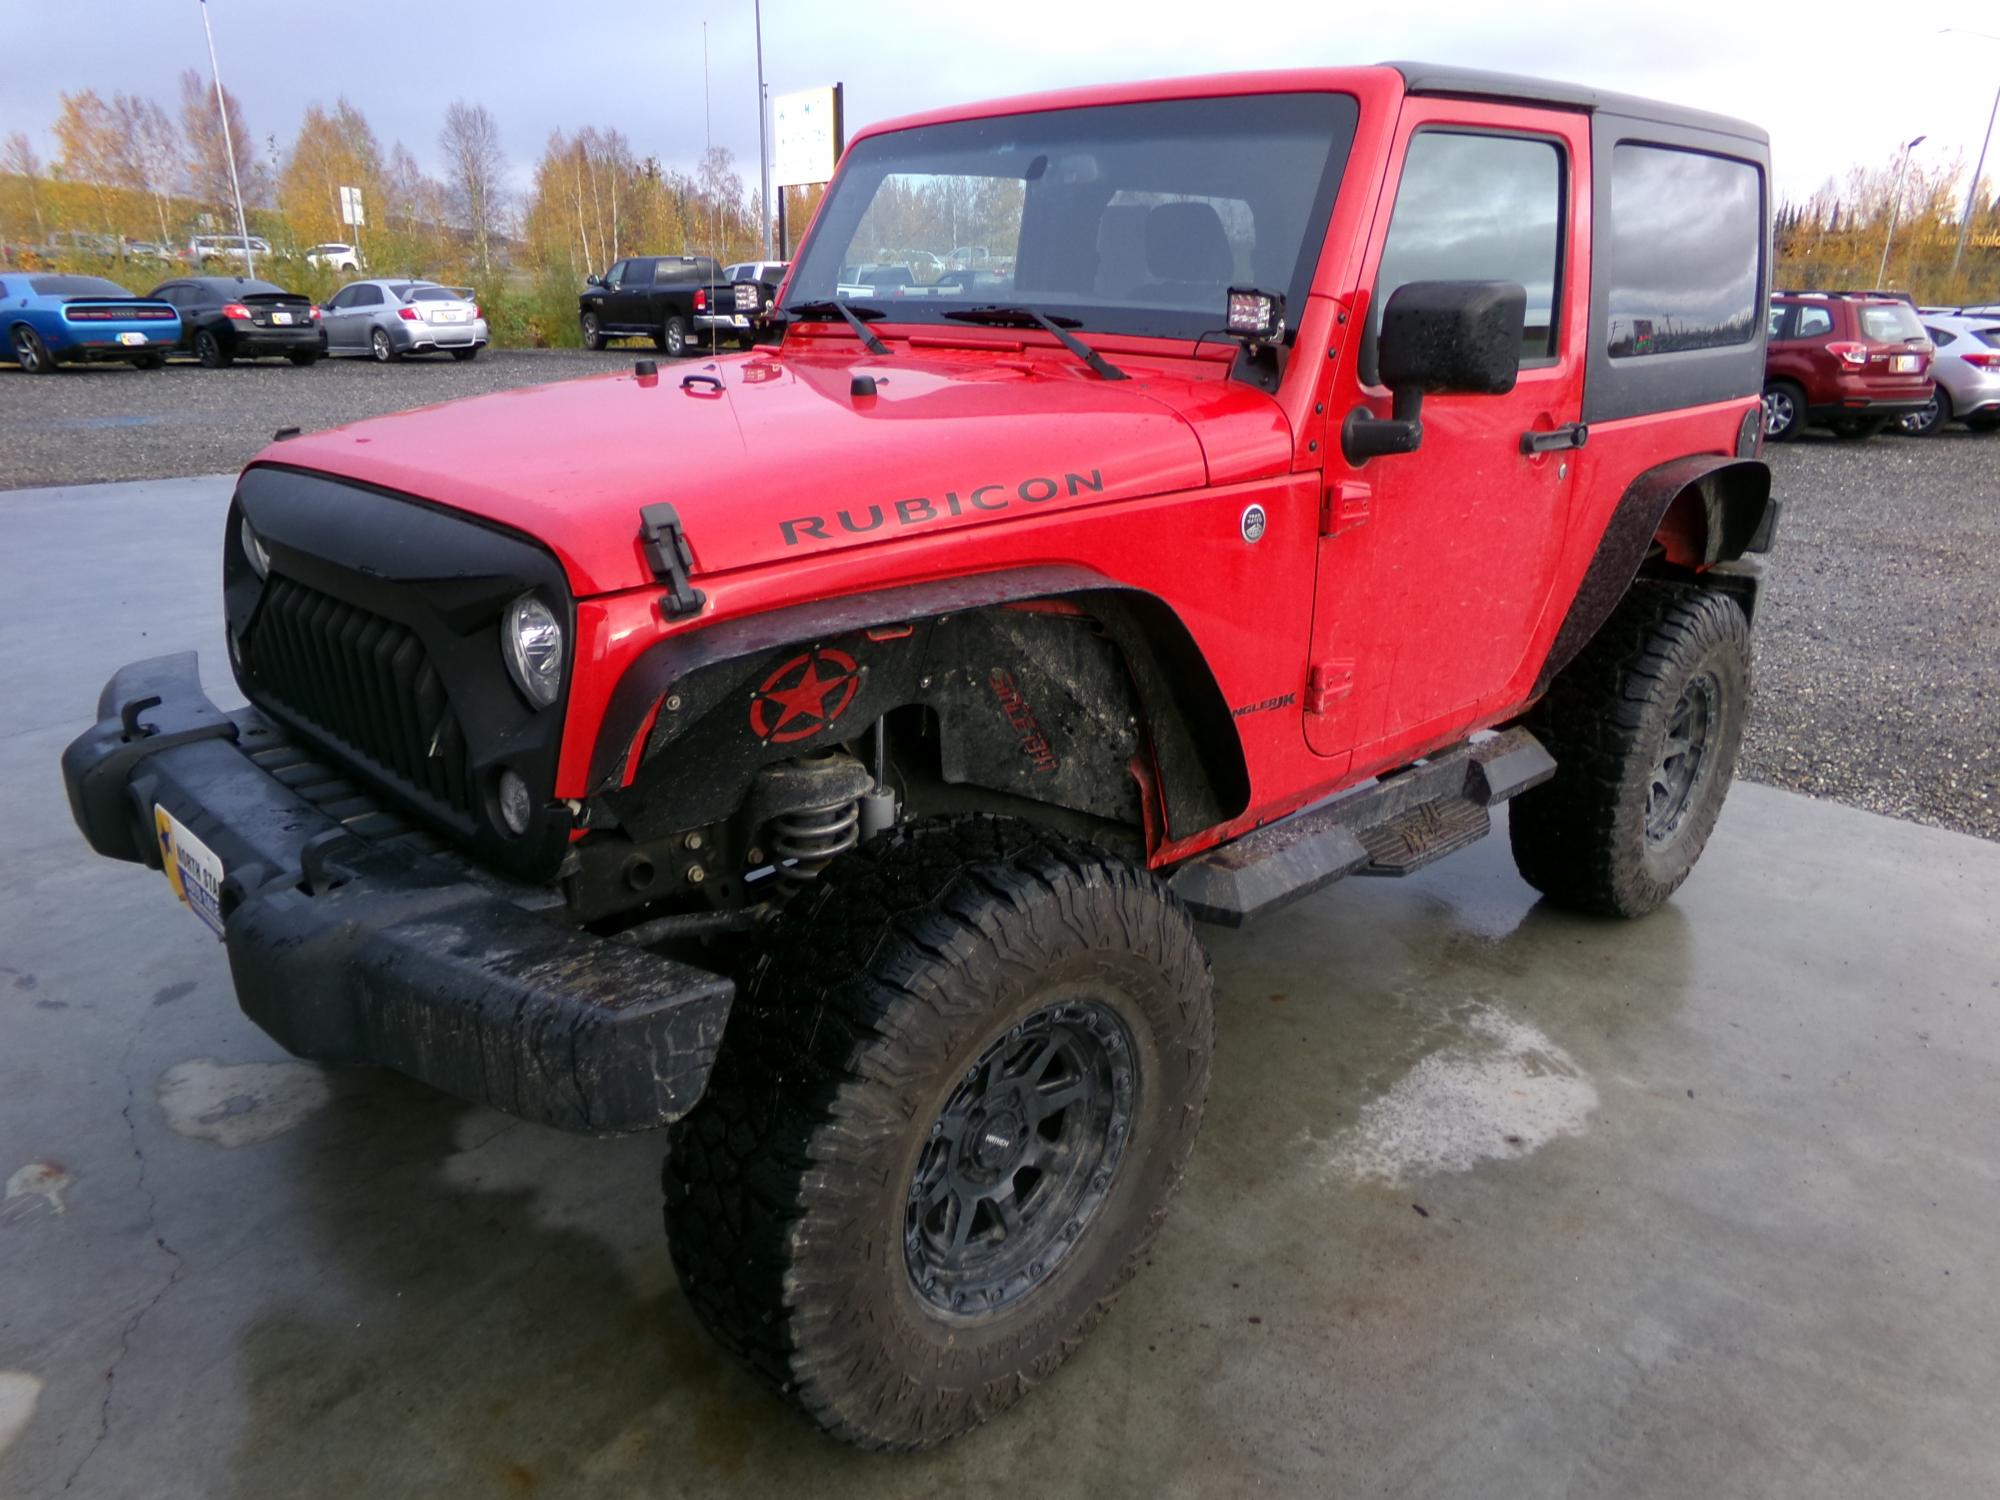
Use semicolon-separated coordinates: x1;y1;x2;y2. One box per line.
1536;454;1773;692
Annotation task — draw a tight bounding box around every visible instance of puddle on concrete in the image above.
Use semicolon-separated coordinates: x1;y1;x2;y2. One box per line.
1317;1005;1598;1184
2;1162;73;1220
0;1371;41;1457
157;1059;332;1147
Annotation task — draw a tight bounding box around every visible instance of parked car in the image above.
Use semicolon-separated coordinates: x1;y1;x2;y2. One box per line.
578;254;723;355
305;243;362;272
723;259;788;287
691;267;787;348
1762;291;1934;440
63;62;1777;1452
186;234;273;268
0;272;179;372
1900;315;2000;434
147;275;322;366
320;278;486;362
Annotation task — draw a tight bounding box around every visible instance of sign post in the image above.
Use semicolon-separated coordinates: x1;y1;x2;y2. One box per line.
339;185;365;262
771;83;843;259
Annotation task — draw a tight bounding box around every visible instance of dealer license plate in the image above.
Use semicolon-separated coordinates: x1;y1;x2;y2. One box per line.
117;331;147;346
433;309;465;322
1891;354;1918;372
271;311;293;325
154;806;225;938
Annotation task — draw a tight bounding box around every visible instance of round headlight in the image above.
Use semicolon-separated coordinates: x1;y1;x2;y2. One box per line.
501;593;564;709
240;516;270;579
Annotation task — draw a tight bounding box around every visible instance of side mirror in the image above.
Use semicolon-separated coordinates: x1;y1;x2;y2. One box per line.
585;274;603;288
1342;280;1526;464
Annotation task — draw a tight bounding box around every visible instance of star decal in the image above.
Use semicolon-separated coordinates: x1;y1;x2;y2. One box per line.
750;647;861;744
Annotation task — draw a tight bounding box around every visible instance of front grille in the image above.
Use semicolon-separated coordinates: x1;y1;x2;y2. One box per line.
244;574;475;819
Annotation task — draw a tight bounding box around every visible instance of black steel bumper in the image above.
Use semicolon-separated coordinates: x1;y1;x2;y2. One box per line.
61;652;734;1134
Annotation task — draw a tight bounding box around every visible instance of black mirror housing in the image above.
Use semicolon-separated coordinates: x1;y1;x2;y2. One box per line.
1378;279;1526;395
1343;280;1527;465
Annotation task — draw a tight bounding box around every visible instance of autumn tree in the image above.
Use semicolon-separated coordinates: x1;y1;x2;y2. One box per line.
4;132;49;244
108;94;181;246
282;99;384;250
440;100;505;276
178;67;267;229
52;90;124;244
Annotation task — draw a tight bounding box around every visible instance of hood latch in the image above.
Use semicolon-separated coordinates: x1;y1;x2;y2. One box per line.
640;503;707;619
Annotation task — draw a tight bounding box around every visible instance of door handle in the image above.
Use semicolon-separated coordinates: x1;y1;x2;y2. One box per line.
1521;422;1588;455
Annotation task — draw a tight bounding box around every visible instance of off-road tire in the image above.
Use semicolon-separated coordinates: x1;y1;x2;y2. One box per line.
581;311;604;350
196;329;231;368
1509;583;1749;918
1761;380;1805;441
663;815;1214;1452
658;315;687;356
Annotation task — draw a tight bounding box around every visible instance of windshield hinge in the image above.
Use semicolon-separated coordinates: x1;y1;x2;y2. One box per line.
639;503;707;619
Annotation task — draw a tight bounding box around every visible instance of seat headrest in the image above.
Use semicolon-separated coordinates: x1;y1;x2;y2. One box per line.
1145;201;1232;285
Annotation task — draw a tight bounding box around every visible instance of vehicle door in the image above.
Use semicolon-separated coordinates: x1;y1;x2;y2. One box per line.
608;258;653;328
1306;101;1589;766
149;284;189;349
320;285;355;349
1766;299;1827;395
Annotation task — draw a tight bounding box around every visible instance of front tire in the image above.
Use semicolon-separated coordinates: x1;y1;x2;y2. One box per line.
1761;380;1805;442
658;315;687;356
196;329;230;368
663;816;1213;1452
1509;584;1749;918
580;311;604;350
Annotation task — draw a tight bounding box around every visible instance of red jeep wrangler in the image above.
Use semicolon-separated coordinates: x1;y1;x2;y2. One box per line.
62;64;1775;1450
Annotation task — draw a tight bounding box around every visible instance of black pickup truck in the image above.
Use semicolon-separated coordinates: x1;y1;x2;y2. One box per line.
688;273;785;351
578;254;723;356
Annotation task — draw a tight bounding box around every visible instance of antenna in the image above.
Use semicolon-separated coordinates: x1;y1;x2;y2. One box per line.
704;20;718;358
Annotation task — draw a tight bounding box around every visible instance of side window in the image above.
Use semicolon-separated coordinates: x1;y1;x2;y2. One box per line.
325;287;352;311
1605;144;1761;358
1922;325;1952;346
356;285;384;307
1794;305;1833;338
605;260;627;289
629;259;657;286
1766;303;1792;340
1373;130;1564;370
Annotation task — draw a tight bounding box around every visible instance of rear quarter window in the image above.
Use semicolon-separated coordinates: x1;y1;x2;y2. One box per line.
1604;144;1761;358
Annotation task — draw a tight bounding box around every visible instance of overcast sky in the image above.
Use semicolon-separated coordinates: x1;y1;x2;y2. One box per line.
3;0;1995;209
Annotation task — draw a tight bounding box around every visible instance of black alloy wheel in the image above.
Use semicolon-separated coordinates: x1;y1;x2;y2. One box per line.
905;999;1136;1317
196;328;230;368
1644;670;1718;847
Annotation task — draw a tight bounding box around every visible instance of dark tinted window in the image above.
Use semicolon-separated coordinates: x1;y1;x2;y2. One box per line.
1975;327;2000;350
1374;131;1563;364
656;259;711;285
1606;145;1761;358
352;284;383;307
1795;304;1833;338
30;275;131;297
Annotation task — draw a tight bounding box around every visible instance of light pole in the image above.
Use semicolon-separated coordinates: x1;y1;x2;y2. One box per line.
197;0;254;278
756;0;772;260
1876;132;1927;287
1941;29;2000;279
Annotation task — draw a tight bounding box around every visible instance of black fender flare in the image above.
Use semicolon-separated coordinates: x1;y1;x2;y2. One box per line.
1535;454;1773;693
587;565;1250;844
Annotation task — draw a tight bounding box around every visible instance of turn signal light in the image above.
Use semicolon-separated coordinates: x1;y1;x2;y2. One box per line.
397;307;421;321
308;305;322;321
1960;351;2000;369
221;302;251;320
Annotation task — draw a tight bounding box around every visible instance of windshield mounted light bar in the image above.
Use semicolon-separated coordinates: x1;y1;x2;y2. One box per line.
1226;287;1286;347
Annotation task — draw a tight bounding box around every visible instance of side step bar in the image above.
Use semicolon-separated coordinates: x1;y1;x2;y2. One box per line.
1169;728;1555;927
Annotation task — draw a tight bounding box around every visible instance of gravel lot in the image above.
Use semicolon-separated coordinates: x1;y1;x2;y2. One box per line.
0;348;611;486
3;360;1994;839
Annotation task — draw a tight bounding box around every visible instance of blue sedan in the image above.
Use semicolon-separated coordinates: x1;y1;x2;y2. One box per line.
1;272;180;373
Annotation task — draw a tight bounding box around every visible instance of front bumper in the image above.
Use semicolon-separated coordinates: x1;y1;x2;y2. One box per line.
62;652;734;1134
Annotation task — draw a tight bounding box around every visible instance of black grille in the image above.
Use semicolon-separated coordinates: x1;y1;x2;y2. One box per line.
244;574;474;819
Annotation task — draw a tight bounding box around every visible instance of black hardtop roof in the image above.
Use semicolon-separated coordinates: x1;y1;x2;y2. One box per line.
1385;62;1768;147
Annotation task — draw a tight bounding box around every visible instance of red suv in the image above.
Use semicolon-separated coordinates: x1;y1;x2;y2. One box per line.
1763;291;1934;440
63;64;1777;1450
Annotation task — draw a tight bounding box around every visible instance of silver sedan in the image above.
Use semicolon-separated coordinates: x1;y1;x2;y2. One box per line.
321;279;488;362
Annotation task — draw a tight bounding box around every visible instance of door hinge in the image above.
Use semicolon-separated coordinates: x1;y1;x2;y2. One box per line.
1320;479;1372;537
639;503;707;619
1306;660;1354;714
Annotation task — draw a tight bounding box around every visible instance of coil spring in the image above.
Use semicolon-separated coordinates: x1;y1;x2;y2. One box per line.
772;797;861;895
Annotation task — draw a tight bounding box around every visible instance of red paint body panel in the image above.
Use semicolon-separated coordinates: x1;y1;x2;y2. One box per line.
247;63;1765;874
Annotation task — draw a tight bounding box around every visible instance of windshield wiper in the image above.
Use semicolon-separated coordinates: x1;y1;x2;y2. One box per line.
940;305;1127;381
785;298;889;356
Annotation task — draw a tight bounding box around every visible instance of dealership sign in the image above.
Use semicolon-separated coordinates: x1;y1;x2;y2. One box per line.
773;84;844;188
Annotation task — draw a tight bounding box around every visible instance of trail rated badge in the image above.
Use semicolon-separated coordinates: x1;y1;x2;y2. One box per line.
750;647;861;744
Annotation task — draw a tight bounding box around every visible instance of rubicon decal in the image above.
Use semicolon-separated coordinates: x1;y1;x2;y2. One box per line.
778;469;1106;547
750;648;861;743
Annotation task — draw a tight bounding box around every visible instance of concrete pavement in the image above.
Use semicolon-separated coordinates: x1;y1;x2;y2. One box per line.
2;477;1996;1498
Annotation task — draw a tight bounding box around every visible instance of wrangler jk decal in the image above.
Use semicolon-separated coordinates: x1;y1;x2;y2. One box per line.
1231;692;1297;719
779;469;1106;546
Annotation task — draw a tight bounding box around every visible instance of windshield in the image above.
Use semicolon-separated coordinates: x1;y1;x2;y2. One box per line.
784;93;1358;342
1860;302;1925;343
31;276;131;298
